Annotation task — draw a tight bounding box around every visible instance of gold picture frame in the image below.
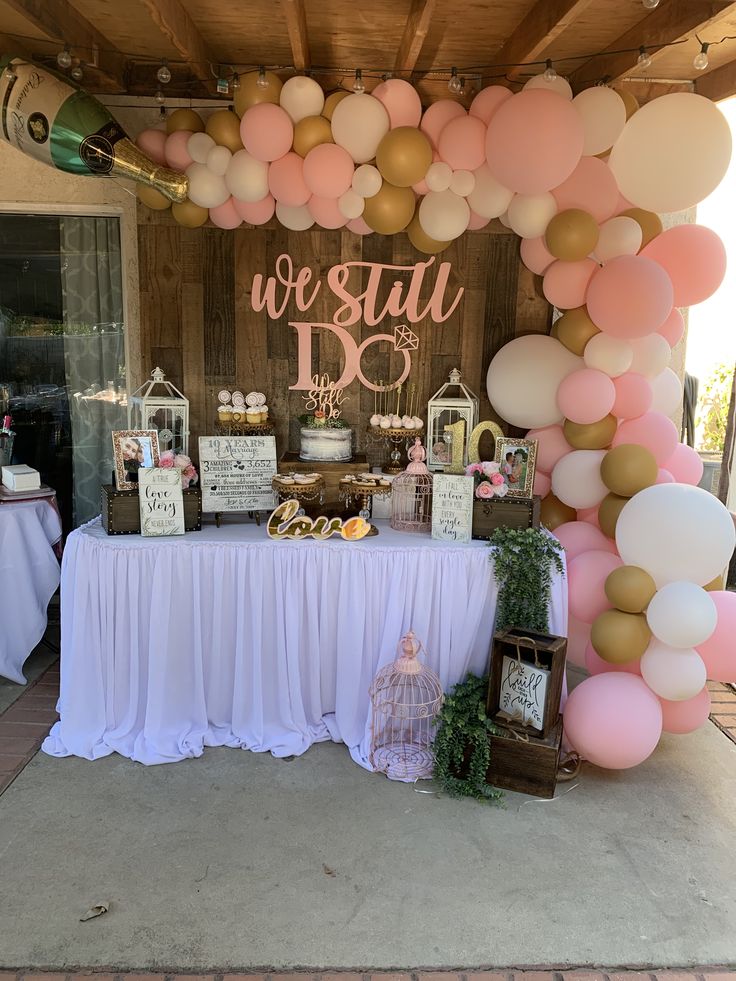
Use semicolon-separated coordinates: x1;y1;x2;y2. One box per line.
112;430;160;491
493;436;538;499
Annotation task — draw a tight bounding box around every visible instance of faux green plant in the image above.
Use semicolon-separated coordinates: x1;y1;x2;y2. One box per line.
489;526;565;633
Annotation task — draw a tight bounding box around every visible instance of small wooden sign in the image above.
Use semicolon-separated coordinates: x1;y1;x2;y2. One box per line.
138;468;185;537
497;655;548;731
199;435;277;512
431;473;474;544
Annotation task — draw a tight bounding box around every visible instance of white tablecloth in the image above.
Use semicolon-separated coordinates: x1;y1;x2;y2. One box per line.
43;518;567;767
0;500;62;683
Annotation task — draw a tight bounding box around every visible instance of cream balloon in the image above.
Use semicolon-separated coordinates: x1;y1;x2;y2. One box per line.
551;449;609;510
275;201;315;230
583;334;633;378
572;87;627;156
646;581;717;648
594;216;642;263
488;335;581;428
524;73;573;100
650;367;683;417
338;189;365;219
331;94;390;164
206;144;232;177
425;162;452;192
640;642;707;701
467;164;514;219
279;75;325;123
186;162;229;208
418;189;470;241
188;132;216;164
351;163;382;198
450;170;475;197
629;334;671;378
225;150;269;202
507;192;558;239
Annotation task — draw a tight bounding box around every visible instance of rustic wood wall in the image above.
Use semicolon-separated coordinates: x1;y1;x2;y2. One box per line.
137;206;551;462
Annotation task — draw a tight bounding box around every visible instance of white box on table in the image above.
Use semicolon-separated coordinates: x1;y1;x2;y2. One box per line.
1;464;40;491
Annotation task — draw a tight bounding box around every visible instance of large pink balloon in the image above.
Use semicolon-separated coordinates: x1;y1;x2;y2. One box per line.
303;143;354;198
308;195;348;229
642;225;727;307
371;78;423;128
557;368;616;425
209;197;242;229
520;236;555;275
585;641;642;676
533;470;551;497
420;100;467;150
568;549;622;623
657;308;685;349
136;128;167;165
552;156;619;223
577;504;601;527
696;591;736;681
612;411;679;466
612;372;653;419
526;424;572;472
469;85;512;125
438;115;487;172
554;520;618;559
468;210;491;230
268;152;310;206
165;130;194;171
659;687;711;734
563;673;662;769
567;615;591;669
586;256;674;338
665;442;704;485
485;89;585;194
543;259;597;309
233;193;275;225
241;103;294;162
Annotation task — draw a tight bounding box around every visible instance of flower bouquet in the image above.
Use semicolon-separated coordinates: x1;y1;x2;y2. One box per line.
465;461;508;499
159;450;198;489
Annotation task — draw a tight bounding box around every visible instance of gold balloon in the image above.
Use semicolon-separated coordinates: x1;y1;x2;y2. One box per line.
613;86;639;120
621;208;662;249
553;306;600;356
601;444;658;497
136;184;171;211
598;492;629;539
233;70;283;116
205;109;243;152
376;126;433;188
539;492;577;530
591;609;651;664
362;181;416;235
605;565;657;614
406;212;451;255
545;208;600;261
705;573;726;591
166;108;205;134
171;199;209;228
564;415;617;450
323;90;349;120
293;115;333;157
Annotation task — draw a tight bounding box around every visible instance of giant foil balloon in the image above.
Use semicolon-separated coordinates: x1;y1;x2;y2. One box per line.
487;335;581;428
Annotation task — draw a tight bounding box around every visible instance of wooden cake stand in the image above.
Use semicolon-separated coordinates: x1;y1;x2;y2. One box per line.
339;476;392;536
366;426;425;474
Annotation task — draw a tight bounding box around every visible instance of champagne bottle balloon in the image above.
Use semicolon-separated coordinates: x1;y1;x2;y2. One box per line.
0;56;187;202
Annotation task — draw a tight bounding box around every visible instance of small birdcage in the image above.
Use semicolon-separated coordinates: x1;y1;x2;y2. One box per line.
390;436;433;533
369;630;444;781
427;368;479;471
128;367;189;454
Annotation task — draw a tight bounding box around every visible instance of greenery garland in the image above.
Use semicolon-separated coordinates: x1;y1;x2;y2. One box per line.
489;526;565;633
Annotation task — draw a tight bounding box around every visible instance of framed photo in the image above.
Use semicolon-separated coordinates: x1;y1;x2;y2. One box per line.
494;437;537;499
112;430;160;491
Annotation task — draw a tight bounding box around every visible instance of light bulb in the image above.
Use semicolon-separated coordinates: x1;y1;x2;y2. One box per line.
154;88;166;105
448;67;462;94
694;43;710;70
543;59;557;81
637;47;652;70
57;46;72;69
256;66;269;89
71;65;83;81
232;73;241;91
352;68;365;93
157;62;171;84
642;0;660;8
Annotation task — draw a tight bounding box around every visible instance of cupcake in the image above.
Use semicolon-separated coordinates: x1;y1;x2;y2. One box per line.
231;408;245;424
246;407;260;424
259;404;269;423
219;405;233;423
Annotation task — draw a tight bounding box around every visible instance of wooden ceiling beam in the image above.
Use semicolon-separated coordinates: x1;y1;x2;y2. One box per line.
394;0;437;75
140;0;219;95
280;0;310;71
695;56;736;101
492;0;596;80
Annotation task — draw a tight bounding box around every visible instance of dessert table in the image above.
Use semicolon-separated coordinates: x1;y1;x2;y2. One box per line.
42;518;567;768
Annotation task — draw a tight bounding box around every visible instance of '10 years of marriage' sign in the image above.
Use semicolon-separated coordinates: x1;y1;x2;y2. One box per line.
199;435;277;512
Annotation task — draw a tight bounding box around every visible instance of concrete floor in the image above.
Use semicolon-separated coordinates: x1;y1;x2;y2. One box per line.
0;721;735;972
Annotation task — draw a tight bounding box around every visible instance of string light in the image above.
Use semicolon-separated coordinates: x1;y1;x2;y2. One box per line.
154;88;166;104
352;68;365;93
57;45;72;69
642;0;660;9
448;66;462;93
256;65;269;89
156;60;171;84
3;65;15;81
543;58;557;81
232;73;241;90
637;46;652;69
694;39;710;70
70;64;83;81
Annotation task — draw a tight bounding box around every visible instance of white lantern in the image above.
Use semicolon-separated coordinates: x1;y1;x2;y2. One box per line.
128;367;189;454
426;368;479;471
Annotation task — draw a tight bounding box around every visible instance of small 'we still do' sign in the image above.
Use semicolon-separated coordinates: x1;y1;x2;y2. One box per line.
138;468;185;537
498;656;549;732
431;473;474;544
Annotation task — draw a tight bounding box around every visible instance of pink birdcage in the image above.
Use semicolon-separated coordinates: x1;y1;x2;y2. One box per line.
390;436;433;533
369;630;444;781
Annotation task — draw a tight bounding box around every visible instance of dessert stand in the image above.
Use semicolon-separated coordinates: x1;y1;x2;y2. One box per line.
339;476;392;536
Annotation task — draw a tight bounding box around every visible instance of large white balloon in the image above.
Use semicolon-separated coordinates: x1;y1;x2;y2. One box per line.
646;581;717;648
487;334;581;428
225;150;269;202
609;93;732;213
650;367;683;416
524;73;573;100
188;132;216;164
506;192;557;239
583;334;633;378
594;216;642;263
572;87;627;156
551;449;608;510
275;201;315;230
628;333;671;378
279;75;325;123
467;164;514;218
206;144;232;177
616;483;736;587
186;162;229;208
418;190;470;241
640;642;707;701
331;94;390;164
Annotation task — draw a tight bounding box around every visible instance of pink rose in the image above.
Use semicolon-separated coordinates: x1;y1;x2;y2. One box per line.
482;461;500;477
490;472;504;486
475;480;494;499
159;450;175;468
465;462;483;476
174;453;192;470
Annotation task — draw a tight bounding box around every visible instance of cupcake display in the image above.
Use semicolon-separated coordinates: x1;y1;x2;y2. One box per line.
216;389;273;432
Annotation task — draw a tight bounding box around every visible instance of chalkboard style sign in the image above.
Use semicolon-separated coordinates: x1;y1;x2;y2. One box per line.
431;473;474;544
199;435;277;513
138;468;185;537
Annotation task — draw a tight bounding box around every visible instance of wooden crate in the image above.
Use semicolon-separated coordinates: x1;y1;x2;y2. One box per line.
472;496;540;540
485;716;563;799
278;452;369;508
101;484;202;535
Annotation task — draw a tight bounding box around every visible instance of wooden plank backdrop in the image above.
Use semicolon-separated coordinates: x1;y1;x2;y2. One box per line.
137;205;551;462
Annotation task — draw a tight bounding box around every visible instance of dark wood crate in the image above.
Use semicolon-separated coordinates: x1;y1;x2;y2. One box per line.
472;495;540;540
101;484;202;535
485;716;563;799
279;452;368;507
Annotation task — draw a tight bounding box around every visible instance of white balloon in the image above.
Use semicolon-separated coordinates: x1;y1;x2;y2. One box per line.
646;581;717;648
188;132;216;164
351;163;382;198
331;94;390;164
572;87;627;156
467;164;514;218
225;149;269;202
498;210;512;228
488;335;581;429
609;93;732;213
338;188;365;219
629;333;671;378
551;449;608;510
418;190;470;241
506;192;558;239
279;75;325;123
425;162;452;192
594;216;642;263
524;73;573;101
615;483;736;587
186;162;229;208
275;201;315;230
206;144;232;177
583;334;633;377
450;169;475;197
640;642;707;701
651;367;683;417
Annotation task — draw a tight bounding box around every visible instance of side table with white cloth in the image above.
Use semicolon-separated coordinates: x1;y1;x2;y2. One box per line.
0;500;62;683
43;519;567;768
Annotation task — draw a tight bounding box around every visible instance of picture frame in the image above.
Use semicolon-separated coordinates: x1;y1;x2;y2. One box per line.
493;436;537;499
112;430;160;491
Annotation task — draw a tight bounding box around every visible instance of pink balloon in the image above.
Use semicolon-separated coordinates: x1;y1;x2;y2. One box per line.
136;128;167;165
485;90;584;194
467;210;491;230
165;130;194;171
612;411;679;466
308;195;348;229
413;150;439;195
577;505;600;527
371;78;423;128
563;673;662;769
303;143;354;198
346;216;373;235
657;307;685;348
233;193;275;225
268;152;310;206
542;258;597;309
585;641;642;676
568;550;622;623
526;424;572;472
520;236;555;275
209;197;243;229
656;467;675;484
586;255;674;339
438;115;487;172
642;225;727;307
241;103;294;162
567;615;591;669
613;191;634;215
470;85;513;125
659;687;711;734
553;520;618;559
612;372;653;419
420;100;467;150
552;156;619;223
533;471;551;497
557;368;616;425
696;592;736;681
665;442;704;485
